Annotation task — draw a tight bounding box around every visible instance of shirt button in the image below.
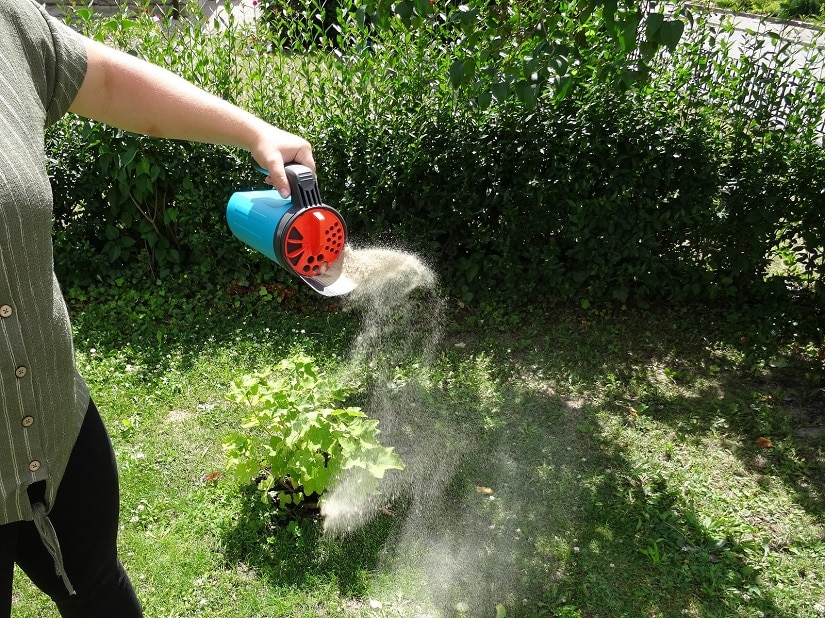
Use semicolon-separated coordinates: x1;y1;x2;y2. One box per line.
0;305;11;318
21;416;34;428
29;460;41;472
15;366;28;379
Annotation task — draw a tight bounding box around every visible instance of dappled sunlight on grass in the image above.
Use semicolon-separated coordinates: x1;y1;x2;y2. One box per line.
492;308;825;617
15;281;824;617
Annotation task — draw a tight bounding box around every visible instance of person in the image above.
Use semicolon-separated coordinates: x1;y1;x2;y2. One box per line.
0;1;315;616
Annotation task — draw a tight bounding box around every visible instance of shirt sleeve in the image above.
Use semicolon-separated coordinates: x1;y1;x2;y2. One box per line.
38;6;88;126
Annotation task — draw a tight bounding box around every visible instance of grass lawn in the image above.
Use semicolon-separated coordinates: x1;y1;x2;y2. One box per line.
10;276;825;617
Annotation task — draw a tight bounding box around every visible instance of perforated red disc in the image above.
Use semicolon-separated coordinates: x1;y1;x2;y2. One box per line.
281;207;346;277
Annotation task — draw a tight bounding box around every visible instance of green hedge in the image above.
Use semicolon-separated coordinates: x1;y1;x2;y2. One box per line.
47;2;825;316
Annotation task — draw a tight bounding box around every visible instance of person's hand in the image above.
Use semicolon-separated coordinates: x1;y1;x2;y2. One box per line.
250;126;315;198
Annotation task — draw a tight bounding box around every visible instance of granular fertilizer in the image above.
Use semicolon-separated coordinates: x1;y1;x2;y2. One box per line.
321;245;526;616
322;245;442;534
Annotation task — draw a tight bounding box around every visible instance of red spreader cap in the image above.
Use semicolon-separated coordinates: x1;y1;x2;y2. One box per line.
279;206;355;297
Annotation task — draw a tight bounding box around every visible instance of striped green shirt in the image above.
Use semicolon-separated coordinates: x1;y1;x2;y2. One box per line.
0;0;88;525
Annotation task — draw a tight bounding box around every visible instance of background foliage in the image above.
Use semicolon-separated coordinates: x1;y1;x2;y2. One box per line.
23;3;825;615
48;0;824;342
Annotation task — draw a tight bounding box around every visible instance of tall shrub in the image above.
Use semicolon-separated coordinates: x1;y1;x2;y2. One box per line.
47;0;825;334
654;12;825;302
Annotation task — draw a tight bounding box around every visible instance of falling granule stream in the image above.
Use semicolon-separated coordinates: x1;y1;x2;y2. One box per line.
319;245;531;617
322;245;442;535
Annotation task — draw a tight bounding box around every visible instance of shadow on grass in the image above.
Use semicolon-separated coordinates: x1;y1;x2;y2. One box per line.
488;384;789;617
215;367;793;617
491;305;822;617
70;278;822;617
218;490;399;598
513;303;825;520
629;374;825;519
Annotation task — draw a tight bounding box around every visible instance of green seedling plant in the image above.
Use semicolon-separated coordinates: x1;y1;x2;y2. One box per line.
223;354;404;512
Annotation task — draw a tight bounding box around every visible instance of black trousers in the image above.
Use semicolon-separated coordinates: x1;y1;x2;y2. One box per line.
0;400;142;617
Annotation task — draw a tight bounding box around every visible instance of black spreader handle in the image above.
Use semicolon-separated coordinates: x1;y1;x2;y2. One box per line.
285;164;323;209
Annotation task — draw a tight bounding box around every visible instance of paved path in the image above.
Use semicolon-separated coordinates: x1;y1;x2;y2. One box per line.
195;0;259;24
689;3;824;71
689;3;824;46
684;4;825;134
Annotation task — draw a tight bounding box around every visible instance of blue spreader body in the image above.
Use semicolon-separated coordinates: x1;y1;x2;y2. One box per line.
226;190;292;266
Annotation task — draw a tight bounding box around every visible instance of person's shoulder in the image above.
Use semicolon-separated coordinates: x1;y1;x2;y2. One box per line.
0;0;87;126
0;0;45;22
0;0;52;41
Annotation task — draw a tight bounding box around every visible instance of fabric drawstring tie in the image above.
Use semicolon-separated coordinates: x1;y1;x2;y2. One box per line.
31;501;76;595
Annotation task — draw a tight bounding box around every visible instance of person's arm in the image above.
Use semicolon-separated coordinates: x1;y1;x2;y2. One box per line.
68;37;312;197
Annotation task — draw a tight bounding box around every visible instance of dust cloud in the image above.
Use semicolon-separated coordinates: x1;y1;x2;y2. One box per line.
321;245;532;616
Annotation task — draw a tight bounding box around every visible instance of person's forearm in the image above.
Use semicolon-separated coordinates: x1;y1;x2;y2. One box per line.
71;39;259;147
69;37;313;195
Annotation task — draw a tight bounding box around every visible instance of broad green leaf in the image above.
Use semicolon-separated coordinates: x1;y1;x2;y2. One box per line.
121;146;138;167
659;20;685;52
645;12;664;39
449;59;468;88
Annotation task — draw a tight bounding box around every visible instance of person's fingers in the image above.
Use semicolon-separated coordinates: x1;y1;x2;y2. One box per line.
267;166;290;198
251;129;315;197
290;143;316;174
